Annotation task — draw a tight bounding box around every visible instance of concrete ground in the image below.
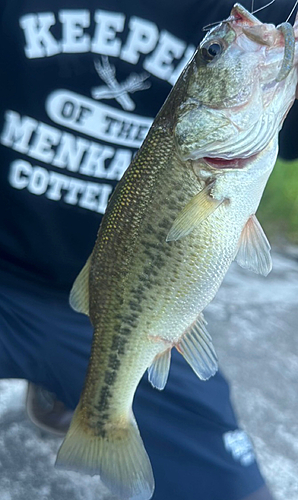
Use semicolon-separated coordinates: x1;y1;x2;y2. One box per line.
0;250;297;500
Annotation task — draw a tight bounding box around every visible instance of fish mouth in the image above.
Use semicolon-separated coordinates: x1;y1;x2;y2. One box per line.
203;154;258;170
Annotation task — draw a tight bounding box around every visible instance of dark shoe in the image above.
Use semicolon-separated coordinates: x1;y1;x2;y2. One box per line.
26;382;73;436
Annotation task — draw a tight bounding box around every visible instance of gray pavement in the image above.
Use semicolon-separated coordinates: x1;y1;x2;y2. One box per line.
0;250;298;500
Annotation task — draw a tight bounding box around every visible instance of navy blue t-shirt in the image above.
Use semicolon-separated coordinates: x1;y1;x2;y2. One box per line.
0;0;296;291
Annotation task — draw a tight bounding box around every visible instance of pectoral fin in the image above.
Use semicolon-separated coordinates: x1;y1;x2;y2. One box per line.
148;348;171;390
236;215;272;276
69;255;92;315
175;314;218;380
166;183;224;242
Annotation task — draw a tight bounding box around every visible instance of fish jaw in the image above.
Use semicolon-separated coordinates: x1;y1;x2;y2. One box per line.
173;4;298;164
208;136;279;213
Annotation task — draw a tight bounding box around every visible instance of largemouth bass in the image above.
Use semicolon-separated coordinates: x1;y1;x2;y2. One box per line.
57;4;298;500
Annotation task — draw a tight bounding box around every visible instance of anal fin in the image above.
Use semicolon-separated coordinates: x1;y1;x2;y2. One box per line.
148;348;171;390
236;215;272;276
175;314;218;380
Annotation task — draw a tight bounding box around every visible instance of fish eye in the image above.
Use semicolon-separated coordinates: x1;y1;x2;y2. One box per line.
201;41;223;62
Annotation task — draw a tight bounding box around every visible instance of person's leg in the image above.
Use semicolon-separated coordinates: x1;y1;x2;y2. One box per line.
135;349;274;500
0;278;274;499
0;277;91;409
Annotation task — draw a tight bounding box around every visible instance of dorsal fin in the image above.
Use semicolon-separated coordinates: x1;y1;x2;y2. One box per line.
69;256;92;315
236;215;272;276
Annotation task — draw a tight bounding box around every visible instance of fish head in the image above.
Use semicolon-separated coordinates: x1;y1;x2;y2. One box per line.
173;3;298;168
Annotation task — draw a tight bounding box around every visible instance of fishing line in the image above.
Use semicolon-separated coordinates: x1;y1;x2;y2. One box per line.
203;0;276;31
202;19;230;31
285;0;298;23
251;0;276;17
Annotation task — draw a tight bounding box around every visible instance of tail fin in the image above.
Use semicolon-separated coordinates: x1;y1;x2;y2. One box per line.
56;408;154;500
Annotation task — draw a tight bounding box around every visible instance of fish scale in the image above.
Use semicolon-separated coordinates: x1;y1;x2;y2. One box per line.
76;126;178;428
